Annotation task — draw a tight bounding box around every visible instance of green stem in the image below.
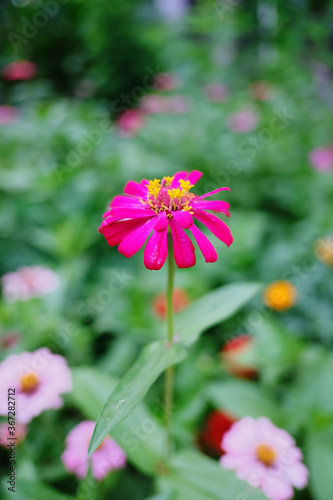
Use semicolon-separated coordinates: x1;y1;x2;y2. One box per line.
165;233;175;459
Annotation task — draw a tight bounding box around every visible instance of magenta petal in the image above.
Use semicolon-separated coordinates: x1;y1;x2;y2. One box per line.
198;187;231;199
169;219;196;268
118;218;157;258
192;200;230;214
172;210;193;228
110;207;155;218
171;171;189;188
99;217;153;246
186;170;203;185
193;209;233;247
123;180;148;197
154;211;168;232
189;224;217;263
144;230;168;270
111;195;144;208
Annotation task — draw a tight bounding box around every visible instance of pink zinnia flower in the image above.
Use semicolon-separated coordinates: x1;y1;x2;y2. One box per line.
140;94;189;114
0;422;27;447
98;172;233;270
309;147;333;171
153;72;179;91
0;348;72;424
116;109;144;136
61;420;126;480
1;265;59;302
0;105;18;125
2;61;37;81
221;417;309;500
227;109;259;133
205;83;229;102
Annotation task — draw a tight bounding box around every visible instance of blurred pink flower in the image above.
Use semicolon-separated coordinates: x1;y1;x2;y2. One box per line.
0;348;72;424
62;420;126;480
220;417;309;500
309;146;333;171
140;94;189;114
153;72;179;91
227;109;259;133
0;105;17;125
1;266;59;302
205;83;229;102
2;61;37;81
0;331;21;349
117;109;144;136
0;423;27;447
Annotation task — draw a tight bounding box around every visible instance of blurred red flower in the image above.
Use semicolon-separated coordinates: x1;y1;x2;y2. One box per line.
198;410;236;457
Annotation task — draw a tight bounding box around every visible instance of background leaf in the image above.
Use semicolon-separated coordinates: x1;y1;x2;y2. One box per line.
306;426;333;500
175;283;262;346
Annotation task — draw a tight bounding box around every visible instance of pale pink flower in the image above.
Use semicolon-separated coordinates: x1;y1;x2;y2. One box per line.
117;109;144;136
1;265;59;302
227;109;259;133
140;94;189;114
309;147;333;171
0;105;17;125
153;72;179;91
220;417;309;500
2;61;37;81
205;83;229;102
61;420;126;480
0;348;72;424
0;422;27;447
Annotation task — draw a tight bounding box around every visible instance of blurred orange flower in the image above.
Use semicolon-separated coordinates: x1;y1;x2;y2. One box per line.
263;280;297;311
152;288;190;319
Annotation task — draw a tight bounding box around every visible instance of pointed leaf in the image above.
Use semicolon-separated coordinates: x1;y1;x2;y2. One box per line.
88;340;187;455
175;282;262;345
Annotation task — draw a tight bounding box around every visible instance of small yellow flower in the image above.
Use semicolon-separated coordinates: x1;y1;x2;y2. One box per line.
146;179;161;198
179;179;194;192
168;188;184;200
315;237;333;266
163;176;174;186
263;280;297;312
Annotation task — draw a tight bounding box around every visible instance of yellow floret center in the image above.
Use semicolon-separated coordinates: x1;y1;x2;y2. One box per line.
163;176;174;186
20;373;39;394
256;444;276;467
146;179;161;198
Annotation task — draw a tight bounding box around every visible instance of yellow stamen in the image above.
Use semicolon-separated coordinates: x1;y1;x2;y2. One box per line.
179;179;194;192
146;179;161;198
183;202;193;213
168;188;184;200
163;176;174;186
20;373;39;394
256;444;276;467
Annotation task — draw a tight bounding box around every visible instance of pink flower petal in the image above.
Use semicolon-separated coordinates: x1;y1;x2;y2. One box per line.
144;230;168;270
154;211;168;232
193;209;233;247
110;195;145;208
284;461;309;489
262;477;294;500
172;210;193;228
192;200;230;215
169;219;196;268
118;218;157;258
99;217;154;246
186;170;203;185
198;187;231;199
123;180;148;197
189;224;217;263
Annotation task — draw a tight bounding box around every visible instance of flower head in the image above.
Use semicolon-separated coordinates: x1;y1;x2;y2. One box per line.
205;83;229;102
0;348;72;424
227;109;259;133
220;417;309;500
61;420;126;480
99;171;233;270
1;266;59;302
2;61;37;81
309;146;333;171
198;410;236;457
153;288;190;319
263;281;297;312
315;237;333;266
116;109;144;136
221;334;257;379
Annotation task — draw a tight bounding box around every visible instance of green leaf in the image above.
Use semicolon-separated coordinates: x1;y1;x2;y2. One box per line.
175;282;262;345
306;426;333;500
158;450;268;500
71;367;166;474
1;479;74;500
87;340;187;455
207;380;282;422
